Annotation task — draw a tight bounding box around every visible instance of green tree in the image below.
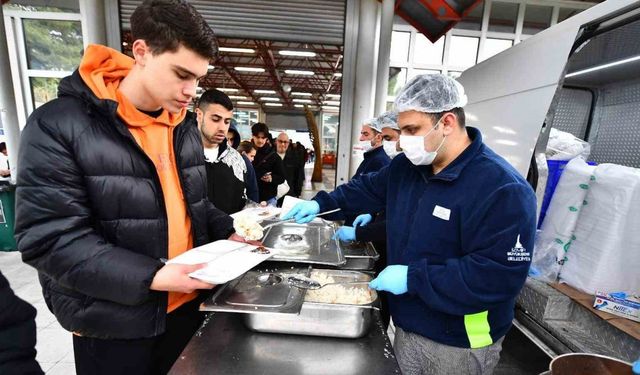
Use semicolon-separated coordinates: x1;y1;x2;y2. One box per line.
24;19;83;71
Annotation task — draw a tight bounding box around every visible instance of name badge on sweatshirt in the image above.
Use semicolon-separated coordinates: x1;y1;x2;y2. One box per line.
432;205;451;221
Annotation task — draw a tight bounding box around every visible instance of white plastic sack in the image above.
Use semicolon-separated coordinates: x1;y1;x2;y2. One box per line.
559;163;640;294
546;128;591;161
531;158;595;282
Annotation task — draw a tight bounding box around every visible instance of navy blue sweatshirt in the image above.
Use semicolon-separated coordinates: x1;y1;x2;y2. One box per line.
314;127;536;348
353;146;390;179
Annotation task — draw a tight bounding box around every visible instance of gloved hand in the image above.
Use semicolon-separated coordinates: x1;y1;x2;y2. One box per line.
369;265;408;295
333;226;356;242
632;357;640;375
281;200;320;224
353;213;373;227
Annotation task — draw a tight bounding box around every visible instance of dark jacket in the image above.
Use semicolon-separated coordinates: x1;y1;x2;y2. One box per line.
14;70;234;339
280;148;305;197
252;144;285;201
314;127;536;348
226;124;258;202
0;272;43;374
228;124;241;149
204;139;249;214
242;154;259;203
353;146;390;179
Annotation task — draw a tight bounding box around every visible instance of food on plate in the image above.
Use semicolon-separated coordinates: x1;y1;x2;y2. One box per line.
304;272;373;305
234;215;264;241
251;246;270;254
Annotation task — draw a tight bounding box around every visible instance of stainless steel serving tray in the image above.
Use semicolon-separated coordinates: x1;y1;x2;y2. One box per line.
338;240;380;270
244;269;378;339
262;220;346;266
200;265;310;314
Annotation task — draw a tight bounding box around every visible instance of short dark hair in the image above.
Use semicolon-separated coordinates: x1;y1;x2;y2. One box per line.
130;0;218;60
427;107;465;128
0;142;6;152
251;122;269;137
198;89;233;111
238;141;255;154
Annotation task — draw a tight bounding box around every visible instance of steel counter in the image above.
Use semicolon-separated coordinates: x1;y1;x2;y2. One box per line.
169;310;401;375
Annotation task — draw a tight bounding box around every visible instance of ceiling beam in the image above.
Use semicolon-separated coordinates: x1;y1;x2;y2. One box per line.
323;54;343;100
255;40;291;108
216;60;263;111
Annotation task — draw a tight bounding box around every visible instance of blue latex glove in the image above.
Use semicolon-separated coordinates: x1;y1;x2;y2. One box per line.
633;357;640;374
281;200;320;224
333;226;356;242
369;265;409;295
353;213;373;227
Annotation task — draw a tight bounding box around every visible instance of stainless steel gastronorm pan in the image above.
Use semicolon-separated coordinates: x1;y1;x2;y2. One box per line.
243;269;378;338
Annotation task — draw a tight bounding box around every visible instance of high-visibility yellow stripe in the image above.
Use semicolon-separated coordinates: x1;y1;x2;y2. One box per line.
464;311;493;348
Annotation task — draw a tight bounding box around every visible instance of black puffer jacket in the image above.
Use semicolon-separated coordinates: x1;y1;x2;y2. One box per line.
0;272;43;374
252;144;285;201
14;70;234;339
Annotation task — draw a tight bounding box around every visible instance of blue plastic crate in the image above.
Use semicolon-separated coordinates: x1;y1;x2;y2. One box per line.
538;159;596;228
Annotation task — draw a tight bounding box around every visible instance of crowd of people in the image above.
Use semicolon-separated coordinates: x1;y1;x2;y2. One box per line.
2;0;540;375
196;93;308;211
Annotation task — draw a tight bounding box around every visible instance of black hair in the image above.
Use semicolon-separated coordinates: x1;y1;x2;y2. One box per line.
251;122;269;137
198;89;233;111
0;142;6;152
130;0;218;60
427;107;465;128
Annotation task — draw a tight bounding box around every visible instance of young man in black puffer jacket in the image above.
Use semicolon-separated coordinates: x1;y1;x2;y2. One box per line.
14;1;255;374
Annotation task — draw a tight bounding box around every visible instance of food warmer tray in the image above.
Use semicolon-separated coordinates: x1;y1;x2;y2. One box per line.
200;265;310;315
261;220;346;267
338;240;380;270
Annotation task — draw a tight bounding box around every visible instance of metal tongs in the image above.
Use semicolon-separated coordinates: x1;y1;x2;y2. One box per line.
286;274;370;290
261;208;342;231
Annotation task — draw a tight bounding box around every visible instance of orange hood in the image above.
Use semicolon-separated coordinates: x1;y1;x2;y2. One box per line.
79;44;186;127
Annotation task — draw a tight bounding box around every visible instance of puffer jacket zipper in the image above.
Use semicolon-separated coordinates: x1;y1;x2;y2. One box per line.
173;121;199;246
107;112;170;335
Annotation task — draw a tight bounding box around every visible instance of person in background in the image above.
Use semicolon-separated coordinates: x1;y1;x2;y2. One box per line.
333;111;400;328
283;74;537;375
380;111;402;159
196;89;254;214
14;1;254;373
0;142;10;178
342;117;391;226
227;123;259;202
251;122;285;205
0;271;43;374
238;141;256;162
353;117;390;179
226;119;240;149
276;132;304;205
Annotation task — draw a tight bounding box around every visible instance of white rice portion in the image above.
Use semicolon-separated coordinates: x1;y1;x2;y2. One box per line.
304;272;373;305
233;215;264;241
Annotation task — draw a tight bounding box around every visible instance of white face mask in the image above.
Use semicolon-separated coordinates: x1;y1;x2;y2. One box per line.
382;140;401;158
399;119;446;166
358;140;374;152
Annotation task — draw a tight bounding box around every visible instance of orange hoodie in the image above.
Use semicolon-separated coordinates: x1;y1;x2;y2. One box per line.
79;44;196;313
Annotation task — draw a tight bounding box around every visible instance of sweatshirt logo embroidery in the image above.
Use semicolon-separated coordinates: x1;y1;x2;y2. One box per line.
507;235;531;262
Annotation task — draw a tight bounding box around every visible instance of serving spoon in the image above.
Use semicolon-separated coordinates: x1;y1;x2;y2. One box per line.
287;274;371;290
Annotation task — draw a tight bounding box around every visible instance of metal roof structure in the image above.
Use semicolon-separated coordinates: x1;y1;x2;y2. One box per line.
122;31;342;113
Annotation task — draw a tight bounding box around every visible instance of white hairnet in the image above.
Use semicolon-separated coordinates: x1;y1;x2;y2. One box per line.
364;118;382;133
378;111;399;130
394;74;467;113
